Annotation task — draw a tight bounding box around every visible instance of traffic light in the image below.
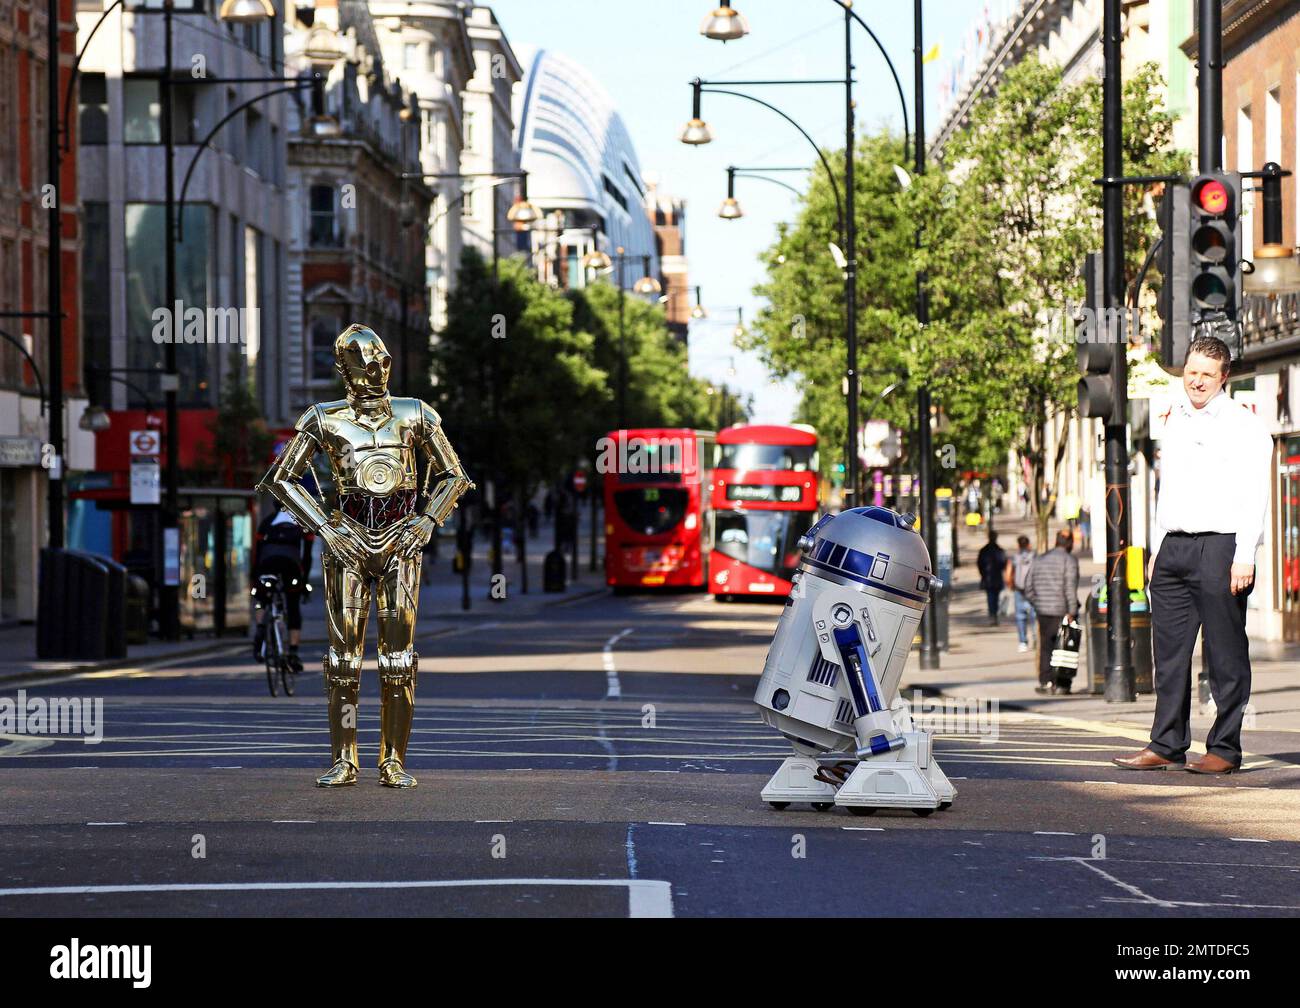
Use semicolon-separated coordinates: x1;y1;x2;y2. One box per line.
1076;251;1120;421
1188;172;1243;321
1156;182;1191;369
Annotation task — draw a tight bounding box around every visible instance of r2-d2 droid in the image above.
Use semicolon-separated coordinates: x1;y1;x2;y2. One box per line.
755;506;956;816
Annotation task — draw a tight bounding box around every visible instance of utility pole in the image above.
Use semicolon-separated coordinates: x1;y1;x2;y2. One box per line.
1102;0;1135;702
46;0;64;549
916;0;939;670
160;0;180;639
843;4;859;506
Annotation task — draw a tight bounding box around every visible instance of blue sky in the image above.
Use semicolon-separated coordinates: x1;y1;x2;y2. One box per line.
488;0;988;424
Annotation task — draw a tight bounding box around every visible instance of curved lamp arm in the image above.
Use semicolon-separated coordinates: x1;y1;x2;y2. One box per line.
832;0;911;164
734;172;804;199
62;0;126;153
0;327;46;415
177;80;312;241
701;86;844;242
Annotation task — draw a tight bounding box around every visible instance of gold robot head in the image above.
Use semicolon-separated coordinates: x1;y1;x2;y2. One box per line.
334;324;392;398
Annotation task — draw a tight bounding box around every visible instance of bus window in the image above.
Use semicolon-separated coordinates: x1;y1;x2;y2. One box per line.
614;487;689;537
716;443;818;472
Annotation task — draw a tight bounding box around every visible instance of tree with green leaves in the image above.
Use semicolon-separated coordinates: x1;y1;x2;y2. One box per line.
430;248;608;496
743;58;1186;545
899;58;1186;545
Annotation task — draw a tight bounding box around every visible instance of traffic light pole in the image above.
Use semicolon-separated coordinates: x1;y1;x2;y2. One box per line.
1198;0;1222;176
1101;0;1135;702
916;0;939;670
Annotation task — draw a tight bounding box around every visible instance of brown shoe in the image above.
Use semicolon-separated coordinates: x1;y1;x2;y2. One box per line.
1112;748;1185;770
1186;753;1238;775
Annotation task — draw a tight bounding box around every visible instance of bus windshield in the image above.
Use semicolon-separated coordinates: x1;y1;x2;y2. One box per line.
716;443;818;472
614;487;689;537
714;510;814;578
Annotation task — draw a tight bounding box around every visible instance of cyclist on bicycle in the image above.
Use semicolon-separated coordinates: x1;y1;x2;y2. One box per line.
253;502;315;673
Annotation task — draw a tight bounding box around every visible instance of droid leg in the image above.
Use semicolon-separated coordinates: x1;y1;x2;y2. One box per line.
375;550;420;788
317;554;369;787
831;622;943;812
760;756;840;809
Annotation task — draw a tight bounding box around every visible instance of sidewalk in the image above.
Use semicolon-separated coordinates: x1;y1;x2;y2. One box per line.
0;514;607;685
915;514;1300;737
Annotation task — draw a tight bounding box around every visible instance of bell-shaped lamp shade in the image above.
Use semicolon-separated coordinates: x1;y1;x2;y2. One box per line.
506;197;541;227
700;4;750;41
634;274;662;295
219;0;276;24
679;118;713;145
582;249;612;271
718;197;743;220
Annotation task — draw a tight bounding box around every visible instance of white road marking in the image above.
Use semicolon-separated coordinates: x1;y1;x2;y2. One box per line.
602;628;634;699
1033;831;1077;836
1065;857;1176;908
272;820;315;824
842;826;884;832
86;822;125;827
0;878;674;918
648;821;686;827
1229;837;1270;843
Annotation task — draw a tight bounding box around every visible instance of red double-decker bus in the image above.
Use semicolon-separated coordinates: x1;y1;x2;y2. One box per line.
709;424;820;599
603;428;715;591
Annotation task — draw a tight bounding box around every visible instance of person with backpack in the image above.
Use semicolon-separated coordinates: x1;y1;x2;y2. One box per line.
1005;535;1036;653
252;503;315;673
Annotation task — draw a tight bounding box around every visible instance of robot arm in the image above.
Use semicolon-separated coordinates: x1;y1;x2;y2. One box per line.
257;409;330;534
416;402;474;527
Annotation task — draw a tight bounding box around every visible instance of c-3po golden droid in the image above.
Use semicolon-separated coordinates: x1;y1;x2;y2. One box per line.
259;324;471;788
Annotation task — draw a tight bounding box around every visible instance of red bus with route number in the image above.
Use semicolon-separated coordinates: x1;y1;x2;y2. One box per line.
602;428;715;590
709;424;820;599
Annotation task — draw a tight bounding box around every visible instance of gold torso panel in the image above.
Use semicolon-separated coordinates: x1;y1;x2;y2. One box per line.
312;398;424;496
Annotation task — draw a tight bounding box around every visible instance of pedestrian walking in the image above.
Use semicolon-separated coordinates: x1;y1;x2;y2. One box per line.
976;531;1006;626
1024;529;1079;694
1114;336;1272;775
1005;534;1036;653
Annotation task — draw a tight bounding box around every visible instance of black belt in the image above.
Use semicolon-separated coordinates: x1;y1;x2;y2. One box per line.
1166;530;1230;538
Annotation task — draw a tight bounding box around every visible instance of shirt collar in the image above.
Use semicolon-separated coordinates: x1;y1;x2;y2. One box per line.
1178;386;1228;417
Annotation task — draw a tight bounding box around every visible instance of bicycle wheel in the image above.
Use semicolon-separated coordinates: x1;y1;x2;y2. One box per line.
264;650;279;696
272;607;292;697
280;653;295;696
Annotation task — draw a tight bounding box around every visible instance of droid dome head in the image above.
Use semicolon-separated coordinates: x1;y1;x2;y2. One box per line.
334;324;392;399
800;506;934;593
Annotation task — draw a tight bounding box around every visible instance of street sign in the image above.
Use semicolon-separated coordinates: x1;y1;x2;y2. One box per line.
573;470;588;494
130;430;161;457
130;458;161;505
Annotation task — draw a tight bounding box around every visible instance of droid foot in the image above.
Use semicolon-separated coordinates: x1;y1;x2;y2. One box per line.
378;759;418;788
316;759;358;787
761;755;840;807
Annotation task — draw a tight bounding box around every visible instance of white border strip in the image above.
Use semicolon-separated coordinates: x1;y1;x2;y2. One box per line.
0;878;674;918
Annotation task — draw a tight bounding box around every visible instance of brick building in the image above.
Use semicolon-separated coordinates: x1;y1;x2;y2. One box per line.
0;0;91;623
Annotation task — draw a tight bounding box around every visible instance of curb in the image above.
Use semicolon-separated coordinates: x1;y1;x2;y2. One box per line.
0;639;247;687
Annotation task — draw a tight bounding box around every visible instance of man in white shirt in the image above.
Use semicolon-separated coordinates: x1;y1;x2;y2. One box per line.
1114;336;1272;774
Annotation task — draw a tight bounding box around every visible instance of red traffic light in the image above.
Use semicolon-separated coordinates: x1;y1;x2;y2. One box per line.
1194;177;1230;215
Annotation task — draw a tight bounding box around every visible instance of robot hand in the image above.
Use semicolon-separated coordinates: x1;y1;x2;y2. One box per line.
319;520;366;568
397;514;436;561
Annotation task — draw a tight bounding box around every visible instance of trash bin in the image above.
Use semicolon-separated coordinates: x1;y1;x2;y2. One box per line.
1087;586;1153;695
543;549;567;592
37;548;128;661
125;574;151;645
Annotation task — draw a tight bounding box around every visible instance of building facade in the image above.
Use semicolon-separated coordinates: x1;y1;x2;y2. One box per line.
513;46;661;291
0;0;91;623
284;1;432;413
